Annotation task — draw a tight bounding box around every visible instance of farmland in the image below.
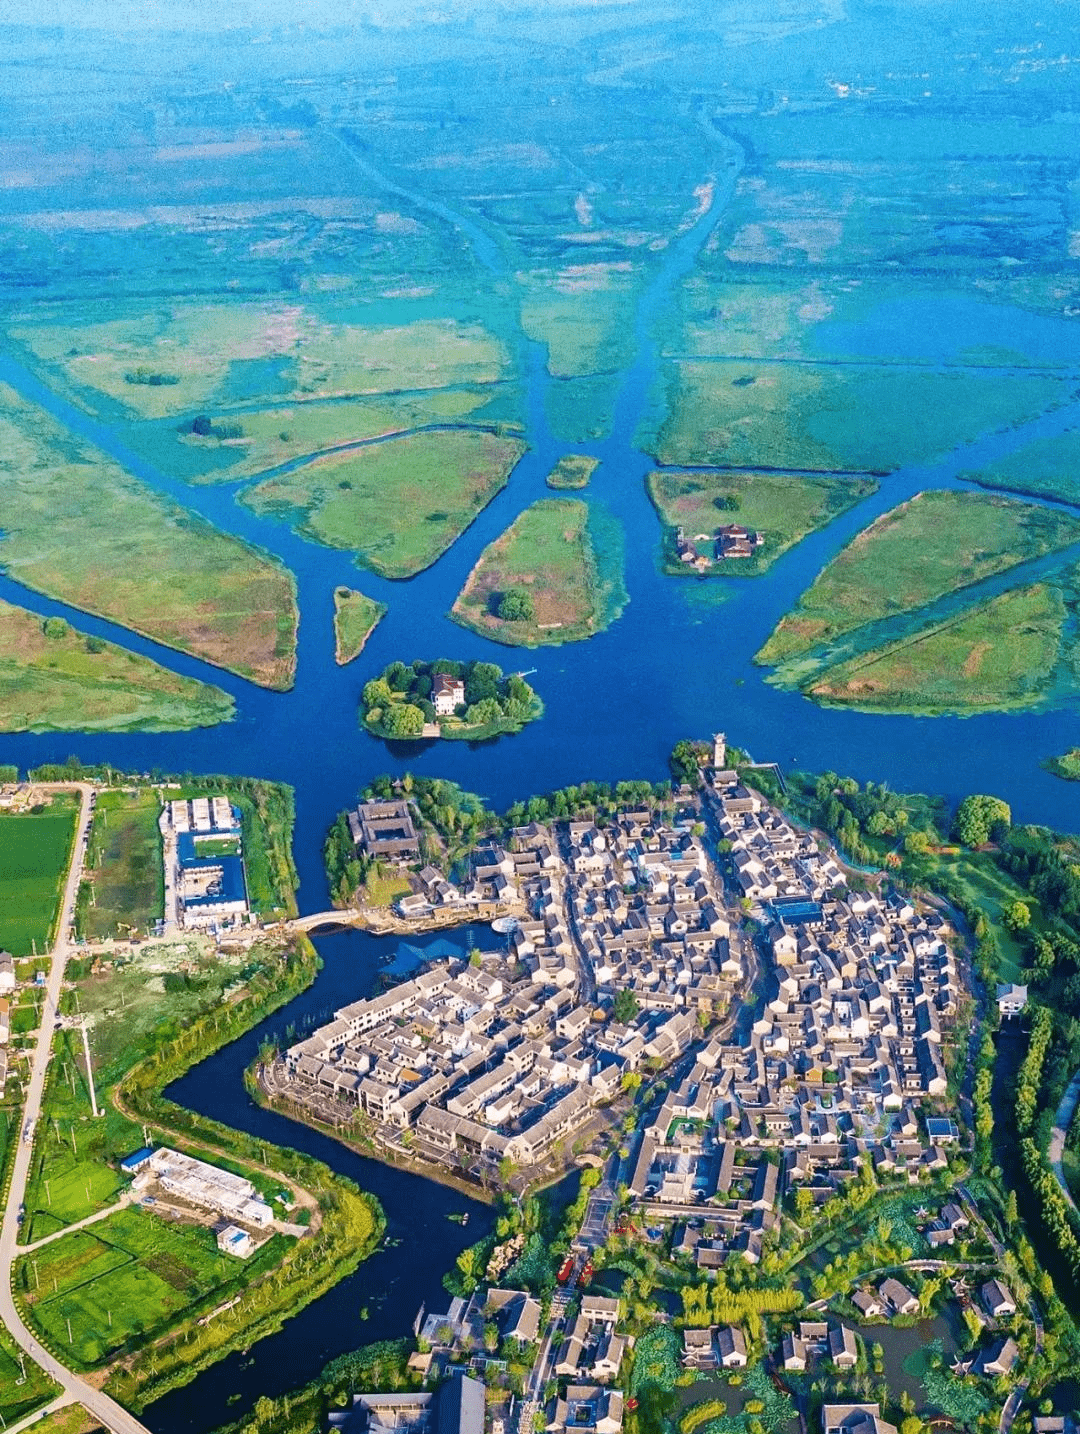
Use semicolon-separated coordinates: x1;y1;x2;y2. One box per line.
18;1203;287;1368
333;588;387;666
0;601;233;733
243;428;527;579
451;498;627;646
0;798;77;955
0;388;298;690
757;491;1080;666
647;469;877;576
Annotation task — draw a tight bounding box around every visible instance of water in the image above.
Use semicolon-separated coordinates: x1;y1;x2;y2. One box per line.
2;120;1080;1434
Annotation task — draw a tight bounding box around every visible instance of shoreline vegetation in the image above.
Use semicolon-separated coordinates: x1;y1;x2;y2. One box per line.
242;428;528;580
0;601;234;732
647;468;878;576
333;587;388;666
0;385;298;691
451;497;627;647
361;658;542;743
1045;750;1080;782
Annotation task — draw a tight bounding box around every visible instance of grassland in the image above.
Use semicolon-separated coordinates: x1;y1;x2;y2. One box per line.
546;454;600;490
0;799;77;955
11;306;511;419
20;1203;287;1368
961;428;1080;507
647;468;877;575
167;388;518;484
519;266;639;379
17;1403;99;1434
0;388;298;689
78;788;163;941
0;601;233;733
807;583;1066;715
244;429;527;578
1045;749;1080;781
334;588;387;666
648;361;1071;473
758;491;1080;665
451;497;627;646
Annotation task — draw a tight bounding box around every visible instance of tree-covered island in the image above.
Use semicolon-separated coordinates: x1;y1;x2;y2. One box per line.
361;658;542;742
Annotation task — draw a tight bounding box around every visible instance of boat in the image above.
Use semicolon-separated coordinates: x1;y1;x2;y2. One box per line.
491;916;521;935
556;1256;574;1284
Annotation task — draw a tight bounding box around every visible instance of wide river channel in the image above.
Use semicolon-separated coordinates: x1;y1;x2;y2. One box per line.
2;124;1080;1432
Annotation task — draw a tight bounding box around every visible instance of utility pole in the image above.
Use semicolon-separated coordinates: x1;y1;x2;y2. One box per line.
80;1019;100;1118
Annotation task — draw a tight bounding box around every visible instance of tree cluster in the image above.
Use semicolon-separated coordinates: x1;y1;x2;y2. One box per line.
362;658;538;738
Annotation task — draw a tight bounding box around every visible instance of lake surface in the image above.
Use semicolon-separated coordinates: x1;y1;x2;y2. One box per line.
2;116;1080;1434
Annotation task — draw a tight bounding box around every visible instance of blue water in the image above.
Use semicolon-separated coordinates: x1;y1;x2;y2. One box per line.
3;120;1080;1434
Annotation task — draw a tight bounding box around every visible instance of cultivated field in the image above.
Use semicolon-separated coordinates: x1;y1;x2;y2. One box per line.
647;469;877;575
451;497;626;646
0;602;233;733
758;491;1080;665
333;588;387;665
0;799;77;955
244;428;527;578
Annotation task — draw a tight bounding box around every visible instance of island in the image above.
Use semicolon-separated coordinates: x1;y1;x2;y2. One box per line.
333;587;388;666
361;658;542;742
451;498;627;646
546;454;600;490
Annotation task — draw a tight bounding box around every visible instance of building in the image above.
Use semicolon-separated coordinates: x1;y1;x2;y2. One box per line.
349;800;421;862
878;1278;918;1316
132;1147;273;1227
334;1371;485;1434
217;1223;254;1258
822;1405;898;1434
997;983;1028;1017
980;1279;1016;1319
162;798;249;931
0;952;14;992
433;675;466;717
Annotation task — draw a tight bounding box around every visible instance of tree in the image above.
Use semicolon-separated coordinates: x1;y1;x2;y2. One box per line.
498;589;534;622
954;793;1011;847
362;677;393;710
43;616;69;640
904;830;931;857
613;988;640;1024
382;703;426;738
1003;900;1031;933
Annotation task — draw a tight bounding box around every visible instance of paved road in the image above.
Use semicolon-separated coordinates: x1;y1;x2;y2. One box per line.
17;1197;130;1255
0;784;154;1434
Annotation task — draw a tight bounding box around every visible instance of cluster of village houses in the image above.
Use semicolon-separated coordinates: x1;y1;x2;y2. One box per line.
277;743;1073;1434
675;522;765;570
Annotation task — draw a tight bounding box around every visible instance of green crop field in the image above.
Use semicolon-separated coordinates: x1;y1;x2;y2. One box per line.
22;1205;284;1367
0;801;77;955
0;1322;58;1424
0;601;232;734
647;468;877;576
451;497;627;646
244;428;527;579
333;587;388;665
758;491;1080;666
79;788;164;941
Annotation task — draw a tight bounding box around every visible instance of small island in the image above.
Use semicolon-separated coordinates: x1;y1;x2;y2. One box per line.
1045;749;1080;781
333;586;387;666
545;453;599;489
361;658;542;742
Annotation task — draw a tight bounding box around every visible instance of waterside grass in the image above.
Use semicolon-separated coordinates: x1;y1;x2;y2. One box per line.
334;588;388;666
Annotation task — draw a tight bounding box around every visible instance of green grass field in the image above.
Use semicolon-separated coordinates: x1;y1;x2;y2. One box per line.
648;361;1071;473
0;601;233;733
546;454;600;490
758;491;1080;666
333;587;388;665
244;428;527;578
22;1204;285;1367
0;387;298;690
451;497;625;646
962;428;1080;507
0;801;77;955
79;789;164;941
807;583;1066;715
647;468;877;575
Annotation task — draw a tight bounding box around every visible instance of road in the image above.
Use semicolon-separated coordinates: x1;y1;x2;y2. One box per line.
0;783;154;1434
1048;1068;1080;1218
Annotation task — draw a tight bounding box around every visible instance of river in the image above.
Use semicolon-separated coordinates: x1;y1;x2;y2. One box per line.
3;120;1080;1432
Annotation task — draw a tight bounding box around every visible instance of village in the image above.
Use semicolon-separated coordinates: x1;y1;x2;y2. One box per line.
258;742;1078;1434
